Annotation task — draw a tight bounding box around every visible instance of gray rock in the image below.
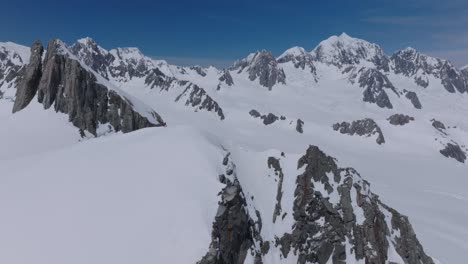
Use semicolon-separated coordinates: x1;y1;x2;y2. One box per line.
431;119;446;131
12;41;44;113
333;118;385;145
268;157;284;223
387;114;414;126
296;119;304;133
0;46;26;100
31;39;165;136
218;70;234;86
440;143;466;163
175;83;225;120
391;47;468;93
144;68;176;90
277;47;317;76
190;66;207;77
70;38;114;79
249;109;261;118
404;90;422;109
276;145;434;264
232;50;286;90
358;68;396;109
198;154;259;264
262;113;279;125
249;109;279;125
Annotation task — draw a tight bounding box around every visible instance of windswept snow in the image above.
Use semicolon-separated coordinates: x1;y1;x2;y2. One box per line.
0;126;225;264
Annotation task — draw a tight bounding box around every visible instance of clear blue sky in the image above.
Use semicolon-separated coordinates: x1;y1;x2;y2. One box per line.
2;0;468;67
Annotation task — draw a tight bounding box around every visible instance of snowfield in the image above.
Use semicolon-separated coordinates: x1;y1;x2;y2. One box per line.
0;125;225;264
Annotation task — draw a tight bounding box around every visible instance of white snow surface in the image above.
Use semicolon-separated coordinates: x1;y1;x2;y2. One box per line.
1;35;468;263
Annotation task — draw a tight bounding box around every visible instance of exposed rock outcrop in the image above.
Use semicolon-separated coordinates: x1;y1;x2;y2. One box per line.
358;68;396;109
198;153;259;264
218;70;234;86
296;119;304;134
404;90;422;109
275;146;434;264
333;118;385;144
144;67;176;90
232;50;286;90
277;46;317;76
0;42;29;100
387;114;414;126
431;119;446;132
14;39;165;135
12;41;44;113
249;109;279;125
175;83;225;120
440;143;467;163
391;47;468;93
268;157;285;223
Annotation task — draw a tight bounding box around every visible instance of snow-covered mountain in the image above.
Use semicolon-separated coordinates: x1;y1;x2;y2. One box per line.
1;34;467;264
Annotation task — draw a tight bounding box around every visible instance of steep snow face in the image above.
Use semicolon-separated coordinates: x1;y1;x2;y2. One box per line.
311;33;389;70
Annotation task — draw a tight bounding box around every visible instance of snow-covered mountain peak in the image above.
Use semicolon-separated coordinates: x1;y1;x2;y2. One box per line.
231;49;286;89
0;41;30;65
461;64;468;70
278;46;307;59
277;46;317;75
311;33;388;69
76;37;98;46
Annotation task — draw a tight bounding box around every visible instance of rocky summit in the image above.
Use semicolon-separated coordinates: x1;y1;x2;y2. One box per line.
1;33;467;264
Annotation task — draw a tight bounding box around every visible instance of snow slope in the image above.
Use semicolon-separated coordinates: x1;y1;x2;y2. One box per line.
0;126;225;264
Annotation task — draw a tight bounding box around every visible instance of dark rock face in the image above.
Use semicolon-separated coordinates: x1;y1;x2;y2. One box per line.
70;38;114;79
296;119;304;134
277;47;317;75
70;39;156;82
440;143;467;163
175;83;225;120
268;157;284;223
391;48;468;93
275;146;434;264
0;44;27;100
190;66;207;77
232;50;286;90
262;113;279;125
333;118;385;144
358;68;396;109
198;153;257;264
12;41;44;113
218;70;234;86
249;109;279;125
431;119;446;132
387;114;414;126
16;39;165;135
404;90;422;109
249;109;261;118
439;62;468;93
144;68;176;90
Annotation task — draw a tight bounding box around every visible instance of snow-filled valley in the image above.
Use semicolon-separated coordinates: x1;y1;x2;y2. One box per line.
0;34;467;264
